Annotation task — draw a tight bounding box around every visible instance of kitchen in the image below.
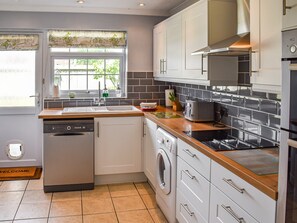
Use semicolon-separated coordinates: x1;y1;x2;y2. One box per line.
0;0;296;222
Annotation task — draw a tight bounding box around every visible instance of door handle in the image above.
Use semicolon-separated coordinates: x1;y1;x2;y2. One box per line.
201;55;207;75
288;139;297;148
181;203;194;217
184;170;196;180
251;51;260;73
29;93;40;106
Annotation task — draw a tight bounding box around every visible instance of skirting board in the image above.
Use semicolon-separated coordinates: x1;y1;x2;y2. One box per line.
95;172;147;185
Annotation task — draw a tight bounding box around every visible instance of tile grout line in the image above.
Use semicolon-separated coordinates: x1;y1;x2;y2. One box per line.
107;184;120;223
12;180;29;221
46;191;53;223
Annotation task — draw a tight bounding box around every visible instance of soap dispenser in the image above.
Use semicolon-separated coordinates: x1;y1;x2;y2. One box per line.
102;84;109;98
116;84;121;97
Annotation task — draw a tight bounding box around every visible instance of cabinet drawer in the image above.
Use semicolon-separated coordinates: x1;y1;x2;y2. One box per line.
210;185;258;223
177;157;210;222
211;161;276;223
176;188;207;223
178;139;211;180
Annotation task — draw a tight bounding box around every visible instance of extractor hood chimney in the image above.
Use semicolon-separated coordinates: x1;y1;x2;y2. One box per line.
192;0;250;56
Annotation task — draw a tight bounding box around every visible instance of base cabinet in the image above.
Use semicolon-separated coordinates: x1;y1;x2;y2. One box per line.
94;117;142;175
143;118;157;188
210;185;258;223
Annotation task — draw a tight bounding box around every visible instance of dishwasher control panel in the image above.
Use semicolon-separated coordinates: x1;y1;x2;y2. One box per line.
44;119;94;133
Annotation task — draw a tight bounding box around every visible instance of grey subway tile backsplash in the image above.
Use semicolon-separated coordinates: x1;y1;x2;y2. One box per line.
252;111;269;125
44;71;170;108
269;115;281;129
232;118;245;129
244;121;259;135
238;108;252;121
261;126;278;142
260;99;278;114
245;98;259;110
232;96;245;107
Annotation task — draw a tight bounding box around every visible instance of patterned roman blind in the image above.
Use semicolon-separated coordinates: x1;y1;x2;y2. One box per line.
0;34;39;50
48;30;127;48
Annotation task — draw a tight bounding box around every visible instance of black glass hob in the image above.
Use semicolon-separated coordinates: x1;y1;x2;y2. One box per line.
183;129;276;151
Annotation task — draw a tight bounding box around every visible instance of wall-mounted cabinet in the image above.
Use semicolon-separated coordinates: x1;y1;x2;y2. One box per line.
153;0;239;86
283;0;297;30
250;0;282;93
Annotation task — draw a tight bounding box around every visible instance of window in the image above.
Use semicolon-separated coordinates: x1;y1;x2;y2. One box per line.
48;30;127;98
0;33;40;113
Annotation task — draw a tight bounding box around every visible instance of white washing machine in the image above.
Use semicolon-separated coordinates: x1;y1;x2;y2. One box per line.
156;127;177;223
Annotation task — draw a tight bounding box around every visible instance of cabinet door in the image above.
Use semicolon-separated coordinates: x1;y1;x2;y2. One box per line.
283;0;297;30
153;22;166;77
182;1;208;80
165;14;182;77
94;117;142;175
143;118;157;188
210;185;258;223
250;0;282;92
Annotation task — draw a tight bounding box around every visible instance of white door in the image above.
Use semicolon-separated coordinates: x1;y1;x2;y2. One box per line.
0;32;43;167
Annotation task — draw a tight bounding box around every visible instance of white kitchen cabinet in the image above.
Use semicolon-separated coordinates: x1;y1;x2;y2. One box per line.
250;0;282;93
153;22;166;78
210;185;258;223
165;14;182;77
153;0;238;85
176;139;211;223
283;0;297;30
94;117;142;175
211;161;276;223
143;118;157;188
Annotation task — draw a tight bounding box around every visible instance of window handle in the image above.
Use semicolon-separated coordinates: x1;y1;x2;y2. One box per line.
29;93;40;106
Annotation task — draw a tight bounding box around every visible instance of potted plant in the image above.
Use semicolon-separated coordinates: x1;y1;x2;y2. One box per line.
168;92;182;111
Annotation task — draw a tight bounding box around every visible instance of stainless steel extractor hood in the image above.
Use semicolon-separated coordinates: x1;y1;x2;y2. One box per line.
192;0;250;56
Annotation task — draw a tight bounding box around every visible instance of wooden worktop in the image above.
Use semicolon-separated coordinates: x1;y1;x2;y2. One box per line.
144;106;278;200
38;106;278;200
38;108;144;119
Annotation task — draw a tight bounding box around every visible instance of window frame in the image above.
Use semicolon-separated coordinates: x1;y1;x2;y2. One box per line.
49;49;127;99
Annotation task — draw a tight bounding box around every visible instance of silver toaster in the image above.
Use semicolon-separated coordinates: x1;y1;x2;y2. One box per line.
184;100;214;122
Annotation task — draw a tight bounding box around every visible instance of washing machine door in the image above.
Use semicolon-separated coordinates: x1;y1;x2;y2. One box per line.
156;148;171;195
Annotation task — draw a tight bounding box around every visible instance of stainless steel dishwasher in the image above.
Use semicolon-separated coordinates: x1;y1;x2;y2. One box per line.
43;119;94;192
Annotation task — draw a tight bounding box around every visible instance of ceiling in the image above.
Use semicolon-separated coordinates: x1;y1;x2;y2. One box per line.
0;0;188;16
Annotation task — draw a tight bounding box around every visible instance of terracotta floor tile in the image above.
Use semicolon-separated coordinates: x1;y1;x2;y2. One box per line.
117;210;154;223
48;215;83;223
22;190;52;203
109;183;138;197
52;191;81;201
0;191;24;204
0;202;20;221
82;185;110;200
82;198;114;215
135;182;155;195
83;213;118;223
141;194;158;209
49;200;82;217
148;208;168;223
15;202;51;220
26;179;43;191
112;195;146;212
13;218;48;223
0;180;28;192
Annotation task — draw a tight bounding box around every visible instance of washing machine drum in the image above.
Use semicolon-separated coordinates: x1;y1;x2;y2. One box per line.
156;148;171;195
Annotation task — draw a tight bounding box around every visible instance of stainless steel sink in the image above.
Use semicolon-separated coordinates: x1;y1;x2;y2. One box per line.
62;106;140;114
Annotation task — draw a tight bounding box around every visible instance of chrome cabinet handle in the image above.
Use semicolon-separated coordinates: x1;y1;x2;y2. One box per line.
97;122;99;138
201;55;207;75
181;203;194;217
251;51;259;73
223;178;245;194
184;170;195;180
283;0;292;15
288;139;297;148
221;205;245;223
143;122;146;137
159;59;162;74
183;149;196;158
163;60;167;74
